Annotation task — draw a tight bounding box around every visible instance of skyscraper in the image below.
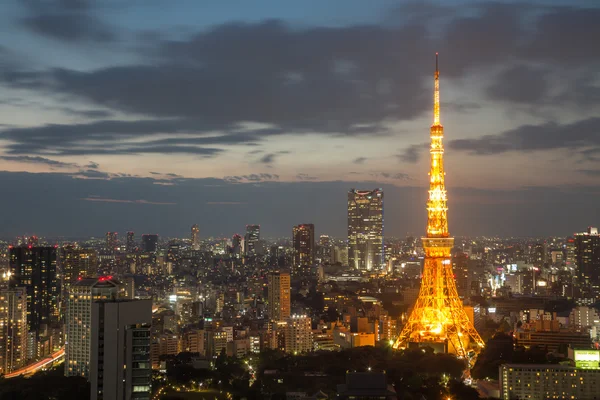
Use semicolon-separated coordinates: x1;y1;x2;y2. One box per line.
574;227;600;298
61;246;99;289
126;231;135;253
141;234;159;253
65;277;121;378
191;224;200;251
105;232;118;252
393;54;483;356
0;287;28;374
292;224;315;271
267;271;291;321
245;225;260;256
348;189;384;271
9;246;58;335
90;299;152;400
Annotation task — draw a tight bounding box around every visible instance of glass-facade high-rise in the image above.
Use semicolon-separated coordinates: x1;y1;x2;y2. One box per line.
245;225;260;256
9;246;59;335
348;189;384;271
292;224;315;271
126;232;135;253
575;227;600;298
141;234;159;253
191;224;200;250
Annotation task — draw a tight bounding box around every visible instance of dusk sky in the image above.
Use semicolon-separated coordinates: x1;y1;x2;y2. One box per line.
0;0;598;238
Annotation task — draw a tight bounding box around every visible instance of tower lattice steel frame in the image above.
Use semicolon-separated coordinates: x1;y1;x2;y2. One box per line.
393;54;484;355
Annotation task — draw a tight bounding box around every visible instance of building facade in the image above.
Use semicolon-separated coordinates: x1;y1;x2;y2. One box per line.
285;315;313;354
106;232;118;252
0;288;28;374
126;232;135;253
575;227;600;298
500;363;600;400
268;271;291;322
9;246;58;335
65;277;121;378
61;246;99;289
141;234;159;253
292;224;315;272
90;299;152;400
245;225;260;256
191;224;200;250
348;189;384;271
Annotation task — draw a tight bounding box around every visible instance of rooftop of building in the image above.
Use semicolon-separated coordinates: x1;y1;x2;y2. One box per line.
71;277;121;287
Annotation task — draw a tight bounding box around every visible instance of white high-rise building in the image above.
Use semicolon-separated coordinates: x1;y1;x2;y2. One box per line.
65;277;120;378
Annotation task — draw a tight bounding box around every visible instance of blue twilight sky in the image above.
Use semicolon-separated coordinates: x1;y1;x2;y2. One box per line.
0;0;598;239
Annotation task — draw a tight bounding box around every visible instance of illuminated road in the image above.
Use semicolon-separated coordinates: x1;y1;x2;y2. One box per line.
5;348;65;379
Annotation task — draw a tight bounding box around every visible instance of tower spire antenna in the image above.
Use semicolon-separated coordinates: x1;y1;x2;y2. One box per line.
433;52;440;126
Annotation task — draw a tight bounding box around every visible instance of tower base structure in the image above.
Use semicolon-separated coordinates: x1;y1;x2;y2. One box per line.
393;237;484;357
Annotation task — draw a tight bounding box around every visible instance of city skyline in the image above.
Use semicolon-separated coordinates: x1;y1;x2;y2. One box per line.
0;0;599;237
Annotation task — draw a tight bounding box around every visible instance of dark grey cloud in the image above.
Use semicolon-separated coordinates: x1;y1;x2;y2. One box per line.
224;174;279;183
0;170;595;238
449;117;600;156
0;155;77;168
577;169;600;177
397;143;428;163
487;64;551;104
1;3;598;159
353;157;367;164
73;169;111;179
21;0;115;42
86;161;99;169
259;153;277;164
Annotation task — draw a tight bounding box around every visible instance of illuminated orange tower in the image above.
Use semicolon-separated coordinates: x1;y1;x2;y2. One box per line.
393;54;484;356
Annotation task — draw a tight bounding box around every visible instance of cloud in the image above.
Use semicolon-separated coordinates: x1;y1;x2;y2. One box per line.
86;161;99;169
21;0;115;43
372;172;412;181
487;64;551;104
578;169;600;177
259;153;276;164
81;197;176;205
449;117;600;156
397;143;428;163
353;157;367;164
223;174;280;183
296;173;318;181
206;201;247;205
0;155;77;168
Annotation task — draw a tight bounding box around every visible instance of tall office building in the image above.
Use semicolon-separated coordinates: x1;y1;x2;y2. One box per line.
126;232;135;253
65;277;121;378
141;234;159;253
575;227;600;297
191;224;200;251
105;232;118;252
9;246;58;335
267;271;291;321
292;224;315;270
61;246;99;289
0;288;28;374
245;225;260;256
90;299;152;400
348;189;384;271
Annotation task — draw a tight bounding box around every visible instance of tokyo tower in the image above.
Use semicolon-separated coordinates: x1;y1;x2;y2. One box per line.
393;54;484;356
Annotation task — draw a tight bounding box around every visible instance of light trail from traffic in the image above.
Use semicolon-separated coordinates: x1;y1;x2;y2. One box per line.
5;348;65;379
